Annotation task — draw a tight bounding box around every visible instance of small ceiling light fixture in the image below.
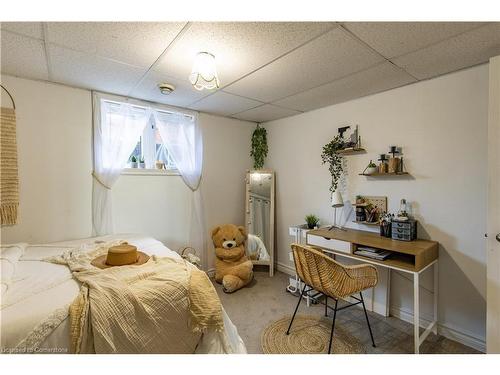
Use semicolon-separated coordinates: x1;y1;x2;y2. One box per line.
158;83;175;95
189;52;220;91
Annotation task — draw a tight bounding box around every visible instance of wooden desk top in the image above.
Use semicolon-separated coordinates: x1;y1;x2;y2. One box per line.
307;227;439;272
308;227;438;256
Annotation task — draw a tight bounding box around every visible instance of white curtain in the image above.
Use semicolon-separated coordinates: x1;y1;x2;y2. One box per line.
92;96;151;235
153;110;207;269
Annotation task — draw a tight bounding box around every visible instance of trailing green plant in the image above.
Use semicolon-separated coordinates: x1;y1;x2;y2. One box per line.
305;214;320;229
250;124;268;169
131;156;137;163
321;135;346;192
368;160;376;168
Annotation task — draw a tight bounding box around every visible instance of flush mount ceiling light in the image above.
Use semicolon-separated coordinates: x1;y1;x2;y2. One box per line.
189;52;220;91
158;83;175;95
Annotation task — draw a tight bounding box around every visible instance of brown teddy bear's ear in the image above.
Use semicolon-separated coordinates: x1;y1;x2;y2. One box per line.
238;226;247;239
211;226;221;238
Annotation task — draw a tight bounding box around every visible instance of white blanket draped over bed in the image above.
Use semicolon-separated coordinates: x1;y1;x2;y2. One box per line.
0;235;246;354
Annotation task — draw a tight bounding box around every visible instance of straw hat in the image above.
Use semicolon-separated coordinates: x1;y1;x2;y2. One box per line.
91;243;150;269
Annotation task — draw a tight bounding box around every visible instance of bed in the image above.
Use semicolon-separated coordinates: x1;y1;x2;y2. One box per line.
0;234;246;354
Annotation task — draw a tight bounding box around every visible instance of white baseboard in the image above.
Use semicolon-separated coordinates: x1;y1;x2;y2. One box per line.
277;261;295;276
390;306;486;353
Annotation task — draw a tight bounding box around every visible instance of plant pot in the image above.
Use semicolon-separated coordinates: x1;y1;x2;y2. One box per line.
139;162;146;169
366;167;377;175
155;161;164;170
307;223;316;229
130;162;138;168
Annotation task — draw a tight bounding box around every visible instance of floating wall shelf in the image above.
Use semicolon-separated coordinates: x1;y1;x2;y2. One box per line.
352;220;379;226
359;172;410;177
337;148;366;155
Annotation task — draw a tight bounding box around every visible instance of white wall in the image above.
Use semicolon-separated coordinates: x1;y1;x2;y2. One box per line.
264;65;489;350
1;75;255;270
0;75;93;243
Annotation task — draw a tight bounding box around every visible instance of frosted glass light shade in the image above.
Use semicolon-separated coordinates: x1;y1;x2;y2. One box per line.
331;190;344;208
189;52;220;91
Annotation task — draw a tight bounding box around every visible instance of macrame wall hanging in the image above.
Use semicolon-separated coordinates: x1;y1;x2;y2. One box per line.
1;84;19;225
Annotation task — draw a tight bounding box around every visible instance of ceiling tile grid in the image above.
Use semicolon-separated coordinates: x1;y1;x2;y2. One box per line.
131;69;210;108
231;104;301;122
188;90;263;116
1;30;49;80
343;22;486;59
273;62;417;112
390;22;500;80
223;27;385;102
1;22;44;40
153;22;337;87
48;44;146;96
2;21;500;123
46;22;187;69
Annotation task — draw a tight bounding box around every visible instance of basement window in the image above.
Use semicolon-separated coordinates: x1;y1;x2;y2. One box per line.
124;115;179;175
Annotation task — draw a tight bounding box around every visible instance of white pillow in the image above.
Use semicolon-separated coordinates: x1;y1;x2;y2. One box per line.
1;243;27;298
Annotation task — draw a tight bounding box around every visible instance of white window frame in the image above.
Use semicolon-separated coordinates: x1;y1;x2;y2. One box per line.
93;92;197;177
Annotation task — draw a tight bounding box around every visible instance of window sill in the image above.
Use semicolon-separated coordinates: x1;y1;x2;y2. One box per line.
121;168;180;176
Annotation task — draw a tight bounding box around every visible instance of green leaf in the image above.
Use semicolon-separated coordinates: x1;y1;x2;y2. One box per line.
250;124;268;169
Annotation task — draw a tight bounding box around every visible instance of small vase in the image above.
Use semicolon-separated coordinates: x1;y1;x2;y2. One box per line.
366;167;377;175
139;162;146;169
130;162;138;168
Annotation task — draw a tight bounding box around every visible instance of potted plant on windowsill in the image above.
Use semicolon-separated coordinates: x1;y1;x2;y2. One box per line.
139;157;146;169
130;156;138;168
305;214;320;229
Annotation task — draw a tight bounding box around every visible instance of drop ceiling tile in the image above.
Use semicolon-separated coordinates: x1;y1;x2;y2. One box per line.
343;22;485;58
274;62;417;112
131;70;210;108
392;23;500;80
154;22;336;86
188;91;262;116
1;31;48;80
232;104;301;123
49;45;145;95
1;22;44;39
46;22;186;68
224;27;385;102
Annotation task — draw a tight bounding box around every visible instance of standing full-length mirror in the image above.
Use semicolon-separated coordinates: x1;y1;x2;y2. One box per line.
245;170;275;276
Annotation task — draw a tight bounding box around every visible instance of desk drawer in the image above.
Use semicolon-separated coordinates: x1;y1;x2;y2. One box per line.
307;234;351;254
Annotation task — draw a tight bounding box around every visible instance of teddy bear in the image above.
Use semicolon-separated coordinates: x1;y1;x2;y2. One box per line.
212;224;254;293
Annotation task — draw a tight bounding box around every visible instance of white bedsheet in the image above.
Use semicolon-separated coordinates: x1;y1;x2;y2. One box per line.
0;235;246;354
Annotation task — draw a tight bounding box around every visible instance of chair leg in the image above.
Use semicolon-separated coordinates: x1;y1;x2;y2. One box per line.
327;298;338;354
360;292;376;347
286;283;307;335
325;296;328;317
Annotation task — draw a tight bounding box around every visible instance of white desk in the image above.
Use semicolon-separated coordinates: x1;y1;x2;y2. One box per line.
306;227;439;354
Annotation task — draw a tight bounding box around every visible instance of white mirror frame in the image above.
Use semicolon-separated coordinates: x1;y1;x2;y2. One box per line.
245;169;275;276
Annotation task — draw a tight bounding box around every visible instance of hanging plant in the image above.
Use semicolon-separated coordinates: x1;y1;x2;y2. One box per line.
321;135;346;192
250;124;268;169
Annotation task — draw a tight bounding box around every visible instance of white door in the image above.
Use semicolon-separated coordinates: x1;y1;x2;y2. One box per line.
487;55;500;353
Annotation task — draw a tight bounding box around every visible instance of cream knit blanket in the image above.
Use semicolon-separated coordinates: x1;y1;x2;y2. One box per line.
49;242;224;353
0;107;19;225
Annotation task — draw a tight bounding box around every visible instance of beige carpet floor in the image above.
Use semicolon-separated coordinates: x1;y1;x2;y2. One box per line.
213;270;481;354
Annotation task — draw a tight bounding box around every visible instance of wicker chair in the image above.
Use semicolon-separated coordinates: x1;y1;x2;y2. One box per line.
287;243;379;353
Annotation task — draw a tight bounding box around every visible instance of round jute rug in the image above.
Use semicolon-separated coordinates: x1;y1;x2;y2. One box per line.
261;315;365;354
